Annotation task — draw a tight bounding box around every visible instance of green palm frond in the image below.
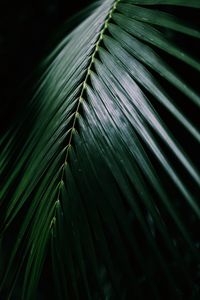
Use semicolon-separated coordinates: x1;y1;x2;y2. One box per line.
0;0;200;299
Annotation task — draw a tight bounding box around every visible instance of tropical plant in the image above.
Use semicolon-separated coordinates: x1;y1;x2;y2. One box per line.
0;0;200;299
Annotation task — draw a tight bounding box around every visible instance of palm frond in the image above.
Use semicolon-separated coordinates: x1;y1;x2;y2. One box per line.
0;0;200;299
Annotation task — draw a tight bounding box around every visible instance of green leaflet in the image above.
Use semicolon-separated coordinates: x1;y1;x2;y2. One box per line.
113;13;200;71
0;0;200;299
117;3;200;38
121;0;200;8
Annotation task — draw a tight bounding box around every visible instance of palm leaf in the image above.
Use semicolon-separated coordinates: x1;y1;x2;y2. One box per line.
0;0;200;299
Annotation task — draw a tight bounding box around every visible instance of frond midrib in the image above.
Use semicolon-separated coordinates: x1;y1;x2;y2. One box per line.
55;0;121;208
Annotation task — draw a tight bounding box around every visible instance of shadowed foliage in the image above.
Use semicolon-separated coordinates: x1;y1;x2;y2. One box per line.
0;0;200;299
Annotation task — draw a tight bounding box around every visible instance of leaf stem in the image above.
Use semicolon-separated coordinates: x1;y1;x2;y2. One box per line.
53;0;121;221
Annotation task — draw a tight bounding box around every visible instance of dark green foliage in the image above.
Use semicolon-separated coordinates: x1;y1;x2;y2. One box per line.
0;0;200;299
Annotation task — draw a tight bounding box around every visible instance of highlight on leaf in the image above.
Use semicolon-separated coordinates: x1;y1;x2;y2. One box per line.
0;0;200;299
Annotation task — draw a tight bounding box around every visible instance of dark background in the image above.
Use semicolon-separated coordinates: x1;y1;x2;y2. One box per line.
0;0;91;131
0;1;200;299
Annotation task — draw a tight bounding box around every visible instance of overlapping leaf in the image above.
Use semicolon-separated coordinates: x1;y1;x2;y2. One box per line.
0;0;200;299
